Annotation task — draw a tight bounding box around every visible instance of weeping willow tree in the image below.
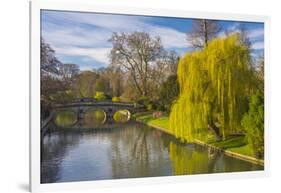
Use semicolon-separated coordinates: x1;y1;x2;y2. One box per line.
169;34;257;142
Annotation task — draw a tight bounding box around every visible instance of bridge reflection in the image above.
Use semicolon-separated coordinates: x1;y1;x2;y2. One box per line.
51;100;145;129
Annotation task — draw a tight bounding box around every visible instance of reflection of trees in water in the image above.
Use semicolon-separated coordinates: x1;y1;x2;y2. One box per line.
41;123;263;183
41;127;81;183
168;141;262;175
84;109;106;128
41;126;126;183
169;142;223;175
110;123;169;178
222;154;263;172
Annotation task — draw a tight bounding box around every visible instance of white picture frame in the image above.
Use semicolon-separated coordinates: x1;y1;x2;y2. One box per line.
30;0;270;192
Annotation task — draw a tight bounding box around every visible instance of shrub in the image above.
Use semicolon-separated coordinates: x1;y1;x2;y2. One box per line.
241;93;264;158
112;96;121;102
137;96;150;106
94;91;106;101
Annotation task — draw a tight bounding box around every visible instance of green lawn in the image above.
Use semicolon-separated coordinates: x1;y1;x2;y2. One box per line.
134;112;257;159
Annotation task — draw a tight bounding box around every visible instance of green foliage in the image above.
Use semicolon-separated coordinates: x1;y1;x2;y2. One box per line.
159;75;179;112
241;93;264;158
94;91;106;101
112;96;121;102
169;34;257;142
95;77;110;94
137;96;150;106
136;96;155;110
146;103;154;111
209;136;246;149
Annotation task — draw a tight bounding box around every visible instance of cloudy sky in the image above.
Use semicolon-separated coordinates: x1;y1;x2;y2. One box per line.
41;10;264;71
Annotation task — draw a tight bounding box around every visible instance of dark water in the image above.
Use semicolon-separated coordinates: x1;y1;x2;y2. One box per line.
41;122;263;183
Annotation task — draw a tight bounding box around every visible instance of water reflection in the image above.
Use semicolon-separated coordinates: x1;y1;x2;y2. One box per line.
41;122;263;183
54;111;77;127
84;109;106;127
113;110;131;123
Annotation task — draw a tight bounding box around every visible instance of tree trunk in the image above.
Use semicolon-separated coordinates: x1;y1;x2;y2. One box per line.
208;121;222;141
203;19;208;47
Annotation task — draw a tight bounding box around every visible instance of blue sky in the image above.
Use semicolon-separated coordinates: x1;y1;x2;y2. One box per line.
41;10;264;71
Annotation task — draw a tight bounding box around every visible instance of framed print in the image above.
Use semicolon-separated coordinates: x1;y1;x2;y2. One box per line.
30;0;270;192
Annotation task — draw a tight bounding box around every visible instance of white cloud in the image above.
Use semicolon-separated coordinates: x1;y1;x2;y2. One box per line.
42;11;191;68
247;28;264;39
42;10;191;52
42;24;112;48
251;41;264;50
56;47;111;64
43;11;148;33
149;26;190;48
217;24;264;41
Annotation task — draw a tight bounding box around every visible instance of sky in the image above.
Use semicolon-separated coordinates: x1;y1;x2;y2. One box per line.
41;10;264;71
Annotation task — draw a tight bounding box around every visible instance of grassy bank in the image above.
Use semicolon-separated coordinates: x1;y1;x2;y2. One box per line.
133;112;264;165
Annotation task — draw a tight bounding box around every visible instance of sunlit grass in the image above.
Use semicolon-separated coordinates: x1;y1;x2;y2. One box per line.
134;112;257;158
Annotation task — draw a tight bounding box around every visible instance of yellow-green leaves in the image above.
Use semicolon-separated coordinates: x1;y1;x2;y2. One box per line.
169;34;256;142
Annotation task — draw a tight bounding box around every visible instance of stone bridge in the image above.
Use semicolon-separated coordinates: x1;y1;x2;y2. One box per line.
52;99;145;126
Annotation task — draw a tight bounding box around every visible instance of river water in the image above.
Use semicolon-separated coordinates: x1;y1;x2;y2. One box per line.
41;122;263;183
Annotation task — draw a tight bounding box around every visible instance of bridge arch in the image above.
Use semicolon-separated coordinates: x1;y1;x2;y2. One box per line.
113;109;132;123
83;108;107;127
54;110;78;127
52;100;144;127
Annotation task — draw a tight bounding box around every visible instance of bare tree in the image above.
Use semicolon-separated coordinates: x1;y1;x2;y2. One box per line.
187;19;220;49
237;24;252;49
58;63;79;79
41;37;61;75
150;50;179;91
109;32;163;97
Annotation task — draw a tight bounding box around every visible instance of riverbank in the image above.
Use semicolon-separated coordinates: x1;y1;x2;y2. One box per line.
133;112;264;166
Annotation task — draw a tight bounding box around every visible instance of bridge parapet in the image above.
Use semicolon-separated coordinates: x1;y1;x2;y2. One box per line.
52;100;145;126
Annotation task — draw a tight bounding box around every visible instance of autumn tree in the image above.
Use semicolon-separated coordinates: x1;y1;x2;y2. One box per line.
187;19;220;49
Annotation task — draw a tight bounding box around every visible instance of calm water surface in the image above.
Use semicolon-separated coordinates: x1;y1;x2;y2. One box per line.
41;122;263;183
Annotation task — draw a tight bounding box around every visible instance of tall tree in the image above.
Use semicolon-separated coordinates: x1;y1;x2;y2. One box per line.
109;32;163;97
238;25;252;49
58;63;79;88
40;38;64;117
187;19;220;49
73;71;99;98
41;38;61;75
170;34;257;142
159;75;179;112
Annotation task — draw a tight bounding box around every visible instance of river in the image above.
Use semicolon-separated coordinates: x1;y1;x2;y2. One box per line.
41;122;263;183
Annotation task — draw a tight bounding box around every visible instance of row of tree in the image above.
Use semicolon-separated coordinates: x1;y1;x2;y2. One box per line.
41;19;264;158
40;32;179;117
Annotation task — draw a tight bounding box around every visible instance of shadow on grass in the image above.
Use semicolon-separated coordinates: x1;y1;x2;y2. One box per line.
210;136;246;149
